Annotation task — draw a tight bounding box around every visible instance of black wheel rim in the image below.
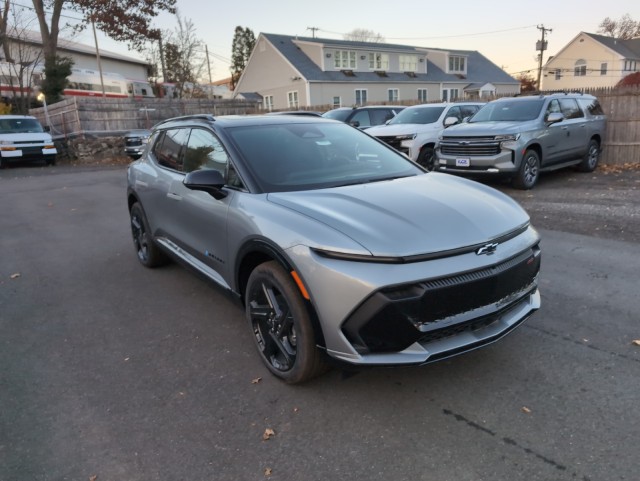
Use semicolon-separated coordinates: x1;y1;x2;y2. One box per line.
131;212;149;263
523;154;539;187
249;281;297;372
587;144;599;169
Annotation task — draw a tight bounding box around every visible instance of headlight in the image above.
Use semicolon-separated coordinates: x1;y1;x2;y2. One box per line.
141;137;150;144
495;134;520;142
395;133;416;141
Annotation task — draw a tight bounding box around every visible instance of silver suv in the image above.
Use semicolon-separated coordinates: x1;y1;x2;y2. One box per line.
436;93;606;189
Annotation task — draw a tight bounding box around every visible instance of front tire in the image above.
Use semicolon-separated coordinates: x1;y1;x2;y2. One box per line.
130;202;168;268
246;261;327;383
417;146;436;171
513;149;540;190
577;139;600;172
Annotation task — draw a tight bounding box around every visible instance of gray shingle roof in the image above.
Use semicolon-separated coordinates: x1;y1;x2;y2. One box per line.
584;32;640;59
262;33;518;86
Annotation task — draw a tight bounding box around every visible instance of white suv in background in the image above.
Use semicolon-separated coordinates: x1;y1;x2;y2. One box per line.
0;115;57;167
366;102;484;170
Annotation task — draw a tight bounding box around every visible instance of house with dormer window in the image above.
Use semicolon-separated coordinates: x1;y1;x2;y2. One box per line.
233;33;520;110
541;32;640;90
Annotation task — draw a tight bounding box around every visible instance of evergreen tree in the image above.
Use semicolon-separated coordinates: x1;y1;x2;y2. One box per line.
230;26;255;91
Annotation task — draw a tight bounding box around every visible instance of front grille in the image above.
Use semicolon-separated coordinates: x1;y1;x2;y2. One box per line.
440;141;501;156
377;135;403;150
342;245;541;353
125;138;143;147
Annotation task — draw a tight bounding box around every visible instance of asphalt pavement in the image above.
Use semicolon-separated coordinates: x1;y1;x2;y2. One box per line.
1;164;639;481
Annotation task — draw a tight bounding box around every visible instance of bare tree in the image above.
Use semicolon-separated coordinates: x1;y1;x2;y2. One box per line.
598;14;640;39
162;13;206;98
0;3;45;113
343;29;385;43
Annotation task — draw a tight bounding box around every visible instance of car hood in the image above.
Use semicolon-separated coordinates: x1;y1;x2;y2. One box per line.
445;120;537;136
267;173;529;257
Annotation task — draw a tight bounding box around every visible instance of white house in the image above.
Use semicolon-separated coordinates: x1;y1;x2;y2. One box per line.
542;32;640;90
234;33;520;110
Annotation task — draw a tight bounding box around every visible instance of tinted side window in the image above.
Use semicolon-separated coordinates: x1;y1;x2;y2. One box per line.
558;98;584;119
350;110;371;127
577;98;605;116
184;128;229;174
153;128;190;171
369;109;393;125
461;105;480;118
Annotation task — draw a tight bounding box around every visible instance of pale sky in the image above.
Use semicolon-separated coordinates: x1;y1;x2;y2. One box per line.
77;0;639;81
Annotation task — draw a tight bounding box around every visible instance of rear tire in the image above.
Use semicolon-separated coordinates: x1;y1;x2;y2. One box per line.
577;139;600;173
130;202;169;268
512;149;540;190
246;261;328;383
45;156;56;166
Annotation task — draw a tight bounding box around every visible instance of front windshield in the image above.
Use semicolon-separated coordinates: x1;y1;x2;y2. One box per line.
321;109;352;121
0;118;45;134
388;106;446;125
470;99;545;122
227;122;422;193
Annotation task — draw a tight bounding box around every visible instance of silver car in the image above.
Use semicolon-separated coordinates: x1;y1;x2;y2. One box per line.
127;114;541;383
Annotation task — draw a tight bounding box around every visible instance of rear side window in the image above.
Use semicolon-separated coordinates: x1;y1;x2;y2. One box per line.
369;109;394;125
577;98;605;116
350;110;371;127
153;128;190;171
558;98;584;119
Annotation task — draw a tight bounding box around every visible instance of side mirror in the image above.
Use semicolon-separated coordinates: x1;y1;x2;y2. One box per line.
546;112;564;124
43;125;51;132
443;116;459;127
350;120;360;128
183;169;228;200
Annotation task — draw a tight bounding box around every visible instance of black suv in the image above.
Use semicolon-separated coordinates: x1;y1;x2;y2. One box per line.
322;105;404;129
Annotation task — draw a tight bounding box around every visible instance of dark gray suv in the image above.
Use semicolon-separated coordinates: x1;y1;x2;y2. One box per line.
437;93;606;189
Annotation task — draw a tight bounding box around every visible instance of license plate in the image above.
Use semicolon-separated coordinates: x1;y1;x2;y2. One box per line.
456;158;470;167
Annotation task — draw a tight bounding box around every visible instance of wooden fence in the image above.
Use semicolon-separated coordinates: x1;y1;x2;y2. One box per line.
29;96;261;138
28;86;640;166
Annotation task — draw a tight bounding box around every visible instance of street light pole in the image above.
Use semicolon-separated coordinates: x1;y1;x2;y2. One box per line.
92;19;107;97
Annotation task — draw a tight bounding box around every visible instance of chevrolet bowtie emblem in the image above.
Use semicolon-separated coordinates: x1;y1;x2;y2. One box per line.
476;242;499;255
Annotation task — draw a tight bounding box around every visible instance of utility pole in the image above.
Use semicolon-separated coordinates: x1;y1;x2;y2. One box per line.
91;19;106;97
205;44;213;99
536;24;552;91
158;35;167;83
306;27;319;38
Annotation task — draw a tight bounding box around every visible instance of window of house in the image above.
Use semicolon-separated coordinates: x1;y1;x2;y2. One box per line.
399;55;418;72
448;56;466;72
264;95;274;111
355;89;367;106
388;89;399;102
600;63;607;75
574;60;586;76
368;52;389;70
332;96;341;108
287;91;299;109
624;60;637;71
442;88;459;102
417;88;428;102
555;69;562;80
334;50;357;69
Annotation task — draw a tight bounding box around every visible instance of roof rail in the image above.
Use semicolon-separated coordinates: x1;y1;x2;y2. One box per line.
155;114;216;127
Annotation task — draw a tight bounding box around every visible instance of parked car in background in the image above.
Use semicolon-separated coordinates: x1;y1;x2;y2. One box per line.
322;105;405;129
436;93;606;189
124;129;151;159
0;115;57;167
366;102;484;170
127;113;541;383
265;111;323;117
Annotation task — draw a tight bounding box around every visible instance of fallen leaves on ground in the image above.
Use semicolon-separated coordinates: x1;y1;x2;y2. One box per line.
264;467;272;477
89;476;97;481
251;377;262;384
262;428;275;441
632;340;640;347
10;273;20;279
521;406;532;414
